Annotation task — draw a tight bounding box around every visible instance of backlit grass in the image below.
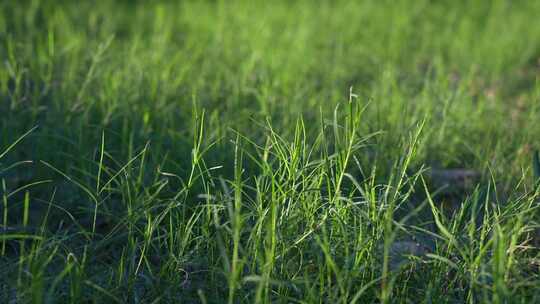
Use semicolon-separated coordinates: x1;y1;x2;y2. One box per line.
1;0;540;302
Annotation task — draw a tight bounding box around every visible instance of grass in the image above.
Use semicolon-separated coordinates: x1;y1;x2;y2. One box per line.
1;0;540;302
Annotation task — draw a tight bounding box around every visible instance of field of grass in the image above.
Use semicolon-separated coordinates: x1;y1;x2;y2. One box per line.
2;0;540;302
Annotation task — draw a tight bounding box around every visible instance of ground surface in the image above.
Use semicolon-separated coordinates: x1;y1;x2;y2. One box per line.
1;0;540;303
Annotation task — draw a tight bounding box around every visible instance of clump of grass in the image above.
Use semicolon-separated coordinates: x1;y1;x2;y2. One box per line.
2;0;540;302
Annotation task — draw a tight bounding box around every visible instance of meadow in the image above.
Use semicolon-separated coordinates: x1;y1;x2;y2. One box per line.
1;0;540;302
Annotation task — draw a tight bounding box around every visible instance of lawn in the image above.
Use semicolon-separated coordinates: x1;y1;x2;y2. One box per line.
1;0;540;302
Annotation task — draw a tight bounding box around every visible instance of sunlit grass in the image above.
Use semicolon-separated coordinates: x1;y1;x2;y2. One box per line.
1;0;540;302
